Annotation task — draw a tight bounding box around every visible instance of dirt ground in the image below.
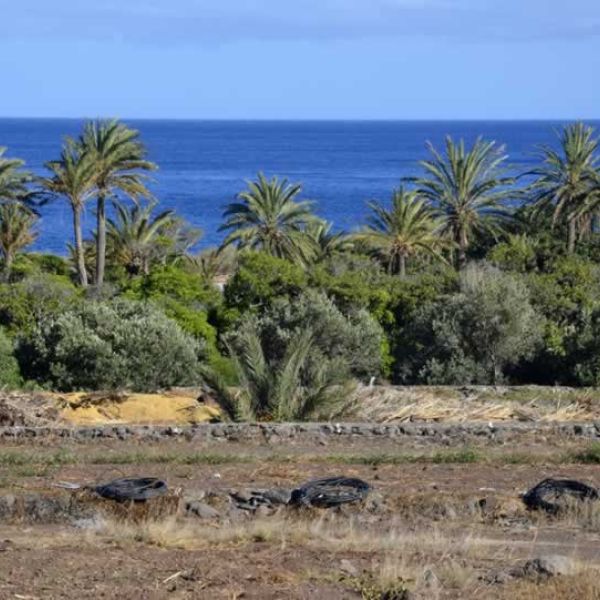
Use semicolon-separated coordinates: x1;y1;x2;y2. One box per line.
0;436;598;599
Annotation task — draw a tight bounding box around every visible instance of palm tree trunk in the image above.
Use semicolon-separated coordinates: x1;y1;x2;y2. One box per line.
456;229;468;271
96;193;106;287
2;252;13;283
399;254;406;279
567;219;577;254
73;206;88;287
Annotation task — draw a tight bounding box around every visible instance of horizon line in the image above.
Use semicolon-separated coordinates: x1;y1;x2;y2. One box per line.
1;116;600;123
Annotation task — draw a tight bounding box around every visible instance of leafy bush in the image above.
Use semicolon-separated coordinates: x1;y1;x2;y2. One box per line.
487;235;538;273
224;252;307;313
227;291;384;381
18;299;202;392
11;253;72;281
0;329;22;388
0;274;80;335
518;256;600;384
396;265;543;384
123;265;220;346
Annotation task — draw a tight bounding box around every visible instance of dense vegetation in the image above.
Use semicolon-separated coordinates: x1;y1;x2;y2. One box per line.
1;120;600;418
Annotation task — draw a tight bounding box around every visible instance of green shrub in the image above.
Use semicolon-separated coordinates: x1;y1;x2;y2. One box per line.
487;234;538;273
519;256;600;384
124;265;221;308
224;252;307;313
17;299;202;392
228;290;384;381
396;265;543;384
0;329;22;388
11;253;72;281
0;274;80;335
202;324;355;422
123;265;220;348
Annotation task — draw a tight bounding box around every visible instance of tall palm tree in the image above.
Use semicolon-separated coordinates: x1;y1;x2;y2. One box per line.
0;203;38;282
80;120;157;287
409;137;515;270
528;122;600;253
107;199;194;276
305;219;353;263
0;147;31;204
357;188;444;278
42;139;96;287
219;173;316;263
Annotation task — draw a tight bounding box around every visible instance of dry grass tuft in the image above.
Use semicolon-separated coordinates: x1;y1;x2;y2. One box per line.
495;570;600;600
353;385;600;423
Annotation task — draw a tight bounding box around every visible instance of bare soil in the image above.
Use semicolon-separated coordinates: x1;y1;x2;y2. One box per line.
0;436;598;599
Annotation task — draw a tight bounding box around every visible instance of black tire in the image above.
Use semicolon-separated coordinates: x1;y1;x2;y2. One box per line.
289;477;371;508
94;477;168;502
522;478;598;514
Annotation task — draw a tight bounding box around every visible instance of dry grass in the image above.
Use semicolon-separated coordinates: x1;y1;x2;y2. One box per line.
496;571;600;600
529;496;600;532
90;513;484;556
353;385;600;423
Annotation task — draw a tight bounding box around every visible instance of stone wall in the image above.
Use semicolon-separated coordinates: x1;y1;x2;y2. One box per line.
0;421;598;444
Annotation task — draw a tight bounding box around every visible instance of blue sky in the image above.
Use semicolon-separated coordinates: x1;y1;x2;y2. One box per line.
2;0;600;119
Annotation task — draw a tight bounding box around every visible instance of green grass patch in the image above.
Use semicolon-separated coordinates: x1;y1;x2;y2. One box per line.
569;443;600;464
324;448;482;466
0;449;77;467
429;448;480;464
86;452;254;465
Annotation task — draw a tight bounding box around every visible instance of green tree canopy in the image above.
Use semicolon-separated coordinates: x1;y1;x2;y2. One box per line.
220;173;316;263
409;137;515;269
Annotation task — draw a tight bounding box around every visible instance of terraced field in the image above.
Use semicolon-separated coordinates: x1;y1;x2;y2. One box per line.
0;420;598;599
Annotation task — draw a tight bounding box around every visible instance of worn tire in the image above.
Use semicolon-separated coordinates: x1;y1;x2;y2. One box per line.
522;478;598;514
289;477;371;508
94;477;168;503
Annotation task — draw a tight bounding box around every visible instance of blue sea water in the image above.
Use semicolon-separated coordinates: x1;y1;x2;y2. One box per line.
0;119;595;254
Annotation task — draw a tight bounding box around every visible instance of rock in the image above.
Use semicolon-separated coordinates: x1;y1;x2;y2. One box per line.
422;568;439;588
230;489;254;503
185;501;220;519
180;567;202;582
262;488;291;505
0;494;16;519
339;559;359;577
520;556;574;578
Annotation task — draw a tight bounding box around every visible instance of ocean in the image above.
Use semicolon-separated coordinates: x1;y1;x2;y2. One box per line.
0;119;594;254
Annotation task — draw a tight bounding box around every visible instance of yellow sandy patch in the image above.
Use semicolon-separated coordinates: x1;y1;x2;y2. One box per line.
53;391;220;425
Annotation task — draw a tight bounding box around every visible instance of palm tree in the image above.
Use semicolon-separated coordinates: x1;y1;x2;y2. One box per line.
187;245;238;282
200;326;354;422
0;203;38;281
107;199;196;276
528;122;600;253
305;219;353;263
357;188;445;277
0;147;32;204
42;139;96;287
409;137;515;270
219;173;316;263
80;120;157;287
